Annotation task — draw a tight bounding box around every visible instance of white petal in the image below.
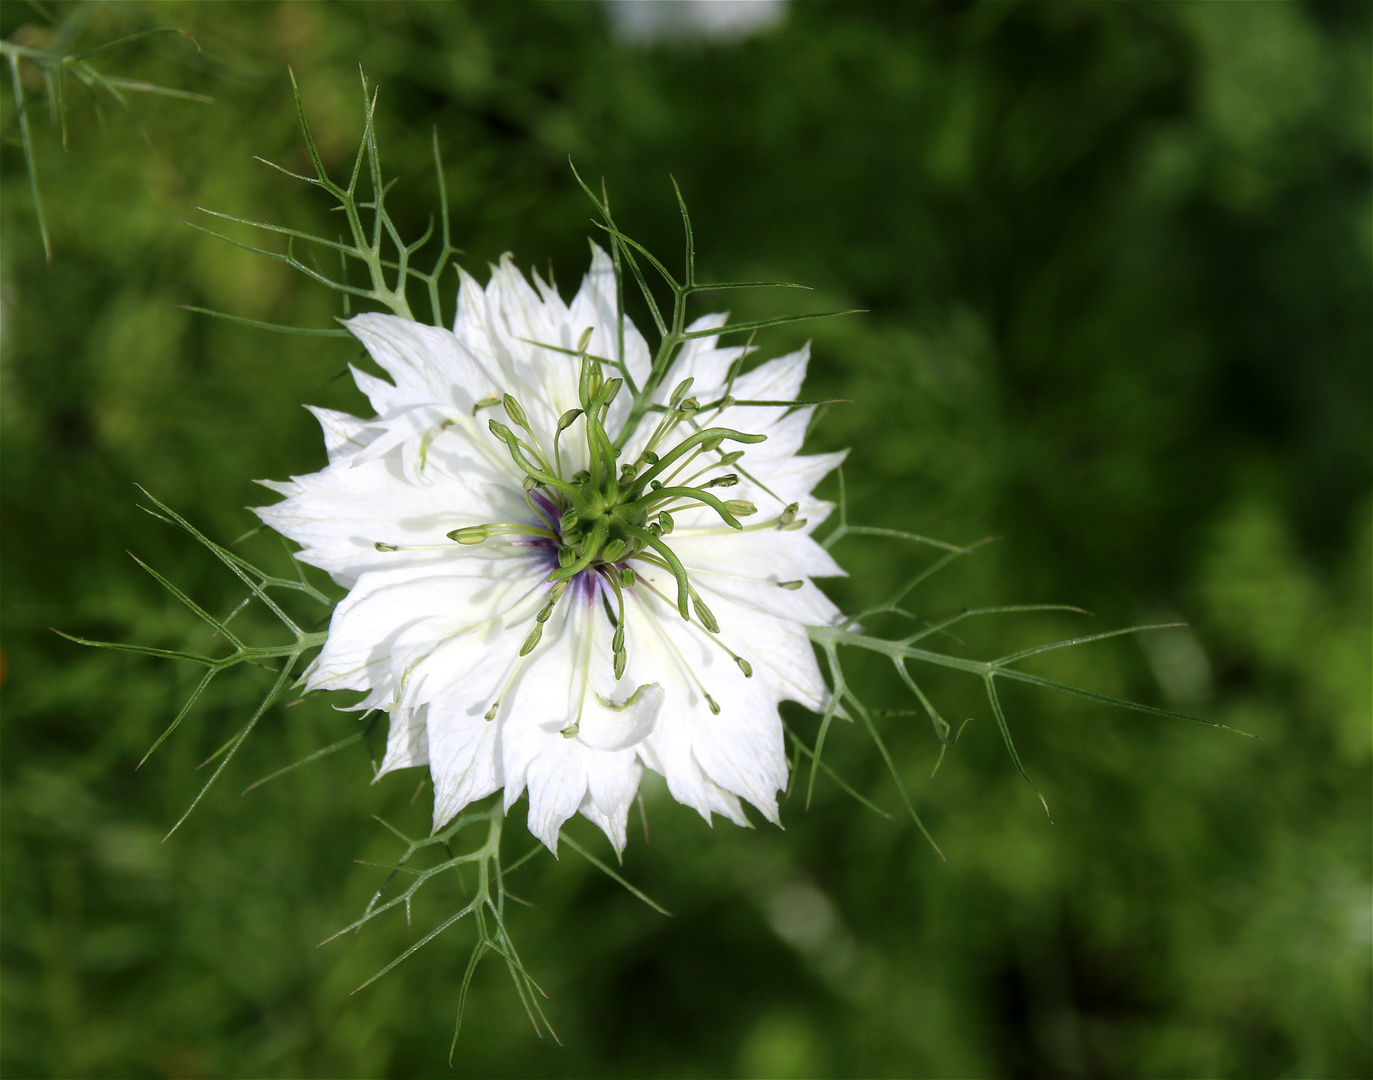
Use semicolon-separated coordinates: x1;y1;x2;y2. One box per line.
730;343;810;402
428;706;502;829
304;556;546;699
255;434;527;583
378;706;429;777
624;584;788;823
347;312;501;413
496;595;655;851
307;405;376;462
567;243;653;393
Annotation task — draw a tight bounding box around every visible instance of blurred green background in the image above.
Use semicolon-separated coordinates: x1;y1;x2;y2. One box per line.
2;2;1368;1077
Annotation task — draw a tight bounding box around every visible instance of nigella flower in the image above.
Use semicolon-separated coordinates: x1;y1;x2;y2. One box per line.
257;245;845;852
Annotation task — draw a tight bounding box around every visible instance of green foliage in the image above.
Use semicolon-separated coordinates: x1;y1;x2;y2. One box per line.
2;2;1368;1078
1;1;210;259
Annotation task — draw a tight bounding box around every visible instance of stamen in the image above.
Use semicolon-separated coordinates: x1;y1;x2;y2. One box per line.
487;419;585;505
519;622;543;656
553;407;583;477
601;538;628;562
669;377;695;408
597;565;631;680
689;587;719;633
446;523;558;545
635;485;749;530
416;417;457;473
502;394;529;430
628;426;766;493
634;578;728;715
636;574;753;683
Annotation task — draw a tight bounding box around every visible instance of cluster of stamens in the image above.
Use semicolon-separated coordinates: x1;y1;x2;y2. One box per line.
377;333;811;714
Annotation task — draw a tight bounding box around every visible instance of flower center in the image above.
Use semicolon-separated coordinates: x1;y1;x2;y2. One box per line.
445;344;803;683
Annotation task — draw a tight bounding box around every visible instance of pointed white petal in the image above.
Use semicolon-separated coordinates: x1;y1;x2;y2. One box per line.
428;706;502;829
377;706;429;777
347;312;501;412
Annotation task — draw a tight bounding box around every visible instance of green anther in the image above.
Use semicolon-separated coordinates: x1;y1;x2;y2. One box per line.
523;475;540;492
472;395;501;414
519;622;543;656
576;326;594;353
678;397;700;414
706;474;739;488
536;580;568;622
448;526;491;544
560;723;580;738
658;511;675;534
620;567;636;588
779;503;799;526
612;624;625;653
719;396;736;409
735;656;753;678
602;539;628;563
614;650;627;680
778;580;804;590
643;451;659;465
718;450;744;466
700;436;723;453
571;469;591;485
601;378;623;406
557;407;583;432
669;377;694;408
650;480;663;491
558;546;576;568
692;595;720;634
647;522;663;538
547;517;610;582
706;694;721;716
620;464;638;483
374;542;398;552
559;509;578;534
484;702;499;721
502;394;529;429
723;500;757;517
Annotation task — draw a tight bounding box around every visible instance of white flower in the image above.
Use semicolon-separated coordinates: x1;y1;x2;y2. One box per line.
257;245;846;853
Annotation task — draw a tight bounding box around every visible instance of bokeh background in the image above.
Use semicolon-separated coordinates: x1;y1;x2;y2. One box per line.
2;2;1369;1077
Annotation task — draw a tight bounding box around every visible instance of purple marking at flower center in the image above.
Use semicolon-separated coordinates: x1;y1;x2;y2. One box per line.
514;495;620;606
530;490;561;532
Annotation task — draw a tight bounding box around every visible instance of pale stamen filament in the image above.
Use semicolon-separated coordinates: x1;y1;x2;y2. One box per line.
446;522;560;545
634;578;726;715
